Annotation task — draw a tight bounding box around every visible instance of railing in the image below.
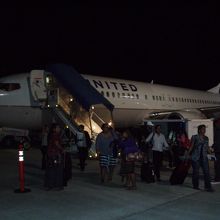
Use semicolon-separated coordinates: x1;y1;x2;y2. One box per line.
53;107;79;135
90;111;106;127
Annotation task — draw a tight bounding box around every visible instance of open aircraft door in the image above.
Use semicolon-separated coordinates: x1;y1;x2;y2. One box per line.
30;70;47;102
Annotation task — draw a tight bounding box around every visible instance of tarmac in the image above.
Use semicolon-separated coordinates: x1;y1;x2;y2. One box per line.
0;148;220;220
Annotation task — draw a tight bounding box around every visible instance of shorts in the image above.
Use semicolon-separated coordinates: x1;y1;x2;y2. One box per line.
99;155;117;167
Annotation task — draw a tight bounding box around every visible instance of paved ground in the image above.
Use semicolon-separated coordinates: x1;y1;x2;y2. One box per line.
0;148;220;220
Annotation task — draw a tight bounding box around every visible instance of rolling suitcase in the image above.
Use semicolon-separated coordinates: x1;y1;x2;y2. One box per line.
169;160;191;185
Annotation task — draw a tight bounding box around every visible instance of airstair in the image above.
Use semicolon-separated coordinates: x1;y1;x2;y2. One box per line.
44;64;114;140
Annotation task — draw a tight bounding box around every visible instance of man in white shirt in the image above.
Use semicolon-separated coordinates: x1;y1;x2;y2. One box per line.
76;125;89;171
146;125;169;181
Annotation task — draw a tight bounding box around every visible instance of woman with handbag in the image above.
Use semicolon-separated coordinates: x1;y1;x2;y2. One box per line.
119;130;139;190
45;124;64;191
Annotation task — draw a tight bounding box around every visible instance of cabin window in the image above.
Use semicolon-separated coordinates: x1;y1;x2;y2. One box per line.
162;96;165;101
101;91;104;96
0;83;21;91
117;92;120;98
176;97;178;102
136;94;139;99
172;97;175;102
112;92;115;98
127;93;130;98
106;92;110;97
131;94;135;99
145;95;148;100
152;95;155;100
122;93;125;98
159;96;162;101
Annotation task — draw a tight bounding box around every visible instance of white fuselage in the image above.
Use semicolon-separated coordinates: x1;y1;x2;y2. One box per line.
83;74;220;127
0;72;220;129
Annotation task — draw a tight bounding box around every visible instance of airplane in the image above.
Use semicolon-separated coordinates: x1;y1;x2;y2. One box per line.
0;65;220;137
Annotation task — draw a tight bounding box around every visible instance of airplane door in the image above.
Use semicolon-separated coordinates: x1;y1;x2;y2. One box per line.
30;70;47;101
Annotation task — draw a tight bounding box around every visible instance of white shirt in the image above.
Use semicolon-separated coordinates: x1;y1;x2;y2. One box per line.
146;132;169;152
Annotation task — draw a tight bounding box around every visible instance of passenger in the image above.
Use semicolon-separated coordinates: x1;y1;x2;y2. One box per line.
41;125;49;170
146;125;169;181
45;124;64;191
188;124;214;192
119;130;139;190
167;129;176;168
76;125;91;171
143;121;155;162
176;130;190;158
213;120;220;182
95;123;117;183
62;128;73;186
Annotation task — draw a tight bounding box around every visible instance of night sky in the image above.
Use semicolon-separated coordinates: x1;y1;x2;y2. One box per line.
0;4;219;91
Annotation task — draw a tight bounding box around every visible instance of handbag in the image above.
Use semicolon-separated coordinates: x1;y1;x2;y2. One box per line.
126;152;143;161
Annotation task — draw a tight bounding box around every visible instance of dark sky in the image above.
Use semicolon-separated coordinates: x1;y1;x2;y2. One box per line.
0;4;219;90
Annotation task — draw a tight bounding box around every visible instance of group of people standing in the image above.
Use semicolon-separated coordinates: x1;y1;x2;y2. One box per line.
40;121;217;193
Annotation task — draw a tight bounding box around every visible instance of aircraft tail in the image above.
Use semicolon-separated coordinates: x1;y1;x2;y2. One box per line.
208;83;220;94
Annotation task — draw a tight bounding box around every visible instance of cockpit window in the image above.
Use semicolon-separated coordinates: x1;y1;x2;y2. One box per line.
0;83;21;91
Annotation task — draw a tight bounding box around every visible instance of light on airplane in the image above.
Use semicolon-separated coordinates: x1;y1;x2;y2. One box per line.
92;125;96;130
46;77;50;84
91;106;95;110
47;104;50;108
55;104;58;107
66;125;69;129
108;121;112;126
89;155;92;158
95;153;98;157
70;98;73;102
